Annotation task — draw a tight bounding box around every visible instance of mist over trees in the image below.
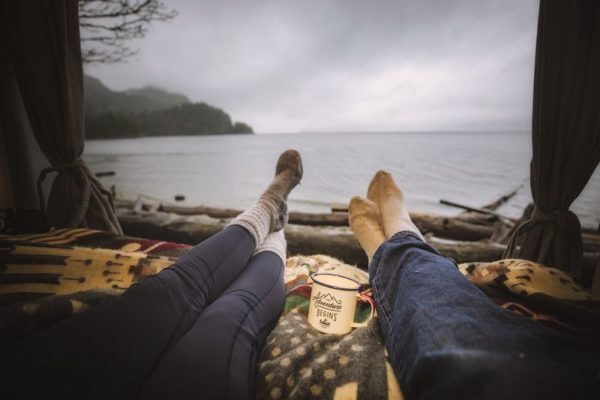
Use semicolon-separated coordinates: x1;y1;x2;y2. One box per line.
84;75;253;138
79;3;253;137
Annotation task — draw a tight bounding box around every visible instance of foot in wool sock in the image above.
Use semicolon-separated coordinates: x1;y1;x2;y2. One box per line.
259;149;303;231
228;150;303;246
254;230;287;263
367;170;424;240
349;196;386;263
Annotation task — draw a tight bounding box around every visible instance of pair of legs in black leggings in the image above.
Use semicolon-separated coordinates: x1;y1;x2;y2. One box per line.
2;227;282;399
139;226;285;399
2;150;304;399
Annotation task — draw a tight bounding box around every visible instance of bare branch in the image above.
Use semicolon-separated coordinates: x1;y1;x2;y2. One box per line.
79;0;177;64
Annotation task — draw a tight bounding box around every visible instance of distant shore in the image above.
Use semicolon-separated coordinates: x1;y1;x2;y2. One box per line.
84;74;253;139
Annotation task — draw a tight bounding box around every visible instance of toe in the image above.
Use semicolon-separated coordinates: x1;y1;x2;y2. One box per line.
367;170;390;199
349;195;367;212
349;196;379;220
275;149;303;179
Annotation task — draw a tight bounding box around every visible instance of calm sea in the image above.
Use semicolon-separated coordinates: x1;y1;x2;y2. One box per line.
84;132;600;229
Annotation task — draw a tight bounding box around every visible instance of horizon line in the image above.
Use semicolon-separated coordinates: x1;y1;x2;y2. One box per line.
255;129;530;135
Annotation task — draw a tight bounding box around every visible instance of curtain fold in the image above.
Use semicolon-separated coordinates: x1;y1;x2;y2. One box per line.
0;0;122;234
505;0;600;275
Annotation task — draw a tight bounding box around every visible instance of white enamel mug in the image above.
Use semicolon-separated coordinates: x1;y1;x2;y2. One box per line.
307;272;373;334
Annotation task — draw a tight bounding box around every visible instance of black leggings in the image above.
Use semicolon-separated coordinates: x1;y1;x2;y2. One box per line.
2;226;285;399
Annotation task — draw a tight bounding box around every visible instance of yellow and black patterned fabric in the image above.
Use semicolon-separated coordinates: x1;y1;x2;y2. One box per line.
459;259;600;339
0;229;190;343
0;228;188;306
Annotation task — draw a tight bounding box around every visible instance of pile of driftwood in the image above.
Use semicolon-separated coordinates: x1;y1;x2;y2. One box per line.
114;187;598;273
117;205;507;268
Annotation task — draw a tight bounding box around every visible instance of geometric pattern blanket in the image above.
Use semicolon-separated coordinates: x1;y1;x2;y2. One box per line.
459;259;600;340
0;228;189;302
0;228;189;341
255;255;402;400
1;229;599;400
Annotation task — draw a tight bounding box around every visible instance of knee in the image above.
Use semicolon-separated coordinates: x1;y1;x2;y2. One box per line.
407;350;577;399
405;349;504;398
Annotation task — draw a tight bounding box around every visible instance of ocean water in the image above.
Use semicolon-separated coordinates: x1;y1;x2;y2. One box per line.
84;132;600;229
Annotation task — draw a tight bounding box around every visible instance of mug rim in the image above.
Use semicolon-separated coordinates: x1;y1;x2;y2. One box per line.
310;272;361;292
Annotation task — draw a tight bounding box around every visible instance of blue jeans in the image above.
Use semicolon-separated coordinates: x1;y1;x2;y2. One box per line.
370;232;600;400
1;226;284;400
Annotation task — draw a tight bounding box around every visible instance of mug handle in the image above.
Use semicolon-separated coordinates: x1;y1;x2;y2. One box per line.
351;292;375;328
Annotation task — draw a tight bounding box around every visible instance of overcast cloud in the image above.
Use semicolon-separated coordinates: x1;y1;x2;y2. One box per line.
86;0;540;133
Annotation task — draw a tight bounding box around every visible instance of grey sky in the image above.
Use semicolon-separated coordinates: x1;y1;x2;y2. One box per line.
86;0;540;133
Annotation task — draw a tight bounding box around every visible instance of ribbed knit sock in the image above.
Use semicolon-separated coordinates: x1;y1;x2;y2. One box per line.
227;150;303;246
254;230;287;264
227;198;278;246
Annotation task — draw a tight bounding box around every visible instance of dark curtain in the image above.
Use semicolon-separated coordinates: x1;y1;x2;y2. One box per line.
505;0;600;275
0;0;122;234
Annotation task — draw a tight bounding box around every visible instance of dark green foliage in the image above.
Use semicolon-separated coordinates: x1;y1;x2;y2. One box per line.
85;112;142;139
140;103;234;136
231;122;254;134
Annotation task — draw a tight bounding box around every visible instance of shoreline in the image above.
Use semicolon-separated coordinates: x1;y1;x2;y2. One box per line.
113;191;600;283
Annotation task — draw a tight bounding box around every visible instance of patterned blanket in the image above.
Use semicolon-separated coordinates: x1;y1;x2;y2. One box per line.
256;255;401;400
459;259;600;339
0;228;190;342
1;228;598;399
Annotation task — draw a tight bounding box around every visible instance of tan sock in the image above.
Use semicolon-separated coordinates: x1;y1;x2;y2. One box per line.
349;196;386;263
367;170;424;240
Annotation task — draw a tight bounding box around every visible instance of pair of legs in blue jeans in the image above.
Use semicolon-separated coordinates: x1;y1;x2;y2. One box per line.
351;170;599;399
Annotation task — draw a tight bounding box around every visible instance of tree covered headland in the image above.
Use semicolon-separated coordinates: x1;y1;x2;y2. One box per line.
85;102;254;139
84;75;253;138
80;4;253;138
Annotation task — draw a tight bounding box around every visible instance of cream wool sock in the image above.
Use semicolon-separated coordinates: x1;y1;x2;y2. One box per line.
227;150;303;246
227;197;278;246
254;230;287;263
348;196;386;264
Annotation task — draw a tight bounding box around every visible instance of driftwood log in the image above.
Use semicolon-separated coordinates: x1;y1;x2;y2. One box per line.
410;213;494;241
165;207;496;240
116;198;496;241
117;210;506;268
439;199;507;219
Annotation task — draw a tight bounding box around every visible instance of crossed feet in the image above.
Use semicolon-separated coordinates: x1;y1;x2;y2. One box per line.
349;170;424;264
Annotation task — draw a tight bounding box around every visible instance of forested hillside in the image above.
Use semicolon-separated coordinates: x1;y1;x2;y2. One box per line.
84;75;253;138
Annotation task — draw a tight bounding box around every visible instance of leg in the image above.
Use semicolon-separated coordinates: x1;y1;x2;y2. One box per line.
0;225;255;399
371;233;599;399
357;171;600;399
1;151;302;399
138;235;286;400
